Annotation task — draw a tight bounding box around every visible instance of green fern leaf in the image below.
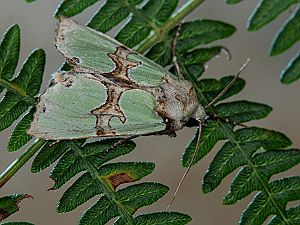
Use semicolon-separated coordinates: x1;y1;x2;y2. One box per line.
240;176;300;225
0;92;29;132
25;0;37;2
31;141;69;173
50;140;135;189
199;76;245;104
115;182;169;212
116;212;192;225
268;205;300;225
50;149;87;190
271;7;300;56
8;108;34;152
247;0;299;31
0;194;32;221
155;0;178;24
80;183;168;225
57;173;100;212
88;0;143;32
203;127;291;193
55;0;99;18
115;0;178;47
176;20;236;52
12;49;45;96
184;46;223;65
280;51;300;84
215;100;272;123
224;149;300;205
79;196;117;225
0;24;20;83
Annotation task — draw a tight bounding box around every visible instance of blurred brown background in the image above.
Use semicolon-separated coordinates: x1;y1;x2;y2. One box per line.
0;0;299;224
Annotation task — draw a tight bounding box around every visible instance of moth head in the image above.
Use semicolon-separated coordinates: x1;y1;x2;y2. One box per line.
185;105;206;128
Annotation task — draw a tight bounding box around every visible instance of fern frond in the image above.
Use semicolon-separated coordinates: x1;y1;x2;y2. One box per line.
0;25;45;151
31;139;190;224
188;79;298;225
241;176;300;225
80;183;172;225
228;0;300;83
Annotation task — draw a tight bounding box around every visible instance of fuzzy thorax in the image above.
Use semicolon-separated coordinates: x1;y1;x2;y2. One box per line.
153;76;205;132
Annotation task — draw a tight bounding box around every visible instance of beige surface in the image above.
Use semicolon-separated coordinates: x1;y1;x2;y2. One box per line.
0;0;299;225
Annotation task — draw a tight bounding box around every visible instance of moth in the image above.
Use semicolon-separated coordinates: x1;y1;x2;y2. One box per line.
27;18;207;140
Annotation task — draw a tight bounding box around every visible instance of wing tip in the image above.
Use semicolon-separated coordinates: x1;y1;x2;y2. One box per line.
55;17;79;48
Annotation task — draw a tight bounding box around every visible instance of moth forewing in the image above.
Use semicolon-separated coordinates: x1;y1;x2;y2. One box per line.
28;18;205;140
55;18;175;86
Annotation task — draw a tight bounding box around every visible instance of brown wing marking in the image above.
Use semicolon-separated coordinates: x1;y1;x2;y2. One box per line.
91;85;128;135
91;46;141;135
101;46;141;83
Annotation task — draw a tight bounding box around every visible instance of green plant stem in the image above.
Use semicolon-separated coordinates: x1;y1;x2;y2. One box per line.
0;139;46;188
68;142;134;225
136;0;206;53
0;78;36;105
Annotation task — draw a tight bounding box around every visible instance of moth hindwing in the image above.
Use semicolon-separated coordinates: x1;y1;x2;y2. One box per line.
27;18;206;140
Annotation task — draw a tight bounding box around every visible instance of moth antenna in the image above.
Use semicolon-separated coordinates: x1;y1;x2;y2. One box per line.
166;124;202;209
205;58;250;108
172;23;184;79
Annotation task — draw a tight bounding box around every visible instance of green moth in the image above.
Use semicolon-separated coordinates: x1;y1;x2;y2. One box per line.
27;18;206;140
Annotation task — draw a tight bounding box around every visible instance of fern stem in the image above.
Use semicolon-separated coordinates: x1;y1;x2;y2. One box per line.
0;139;46;188
0;78;36;105
68;142;135;225
136;0;206;53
